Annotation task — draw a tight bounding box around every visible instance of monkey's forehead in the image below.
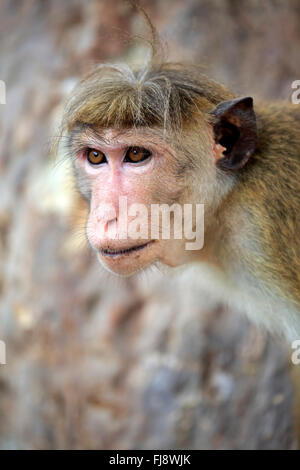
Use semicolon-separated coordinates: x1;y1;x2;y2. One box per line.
68;124;175;150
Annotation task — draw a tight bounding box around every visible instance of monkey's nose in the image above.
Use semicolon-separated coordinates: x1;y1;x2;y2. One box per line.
95;204;116;223
96;216;118;234
93;203;118;236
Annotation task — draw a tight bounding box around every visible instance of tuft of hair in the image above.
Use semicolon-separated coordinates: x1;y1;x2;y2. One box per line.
60;5;235;142
61;62;234;137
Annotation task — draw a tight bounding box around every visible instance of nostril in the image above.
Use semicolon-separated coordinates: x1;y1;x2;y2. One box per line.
94;203;117;225
104;220;116;233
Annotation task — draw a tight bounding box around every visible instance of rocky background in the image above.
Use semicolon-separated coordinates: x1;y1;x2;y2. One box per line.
0;0;299;449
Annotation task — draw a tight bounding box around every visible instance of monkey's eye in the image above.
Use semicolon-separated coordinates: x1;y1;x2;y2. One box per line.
87;148;107;165
124;147;152;163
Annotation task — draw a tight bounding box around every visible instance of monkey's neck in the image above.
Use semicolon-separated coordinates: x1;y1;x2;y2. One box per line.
196;200;255;282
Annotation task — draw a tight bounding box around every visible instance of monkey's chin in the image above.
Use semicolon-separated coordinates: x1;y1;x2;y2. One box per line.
96;240;157;276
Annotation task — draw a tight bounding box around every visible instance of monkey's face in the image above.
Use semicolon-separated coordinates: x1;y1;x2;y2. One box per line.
70;127;211;276
64;60;257;277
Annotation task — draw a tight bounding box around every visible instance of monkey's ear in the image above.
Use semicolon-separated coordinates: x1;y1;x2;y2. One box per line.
212;96;257;171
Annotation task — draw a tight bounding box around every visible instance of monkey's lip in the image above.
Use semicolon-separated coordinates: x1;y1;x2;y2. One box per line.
99;241;154;258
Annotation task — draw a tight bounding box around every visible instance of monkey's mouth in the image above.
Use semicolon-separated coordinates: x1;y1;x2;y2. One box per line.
99;241;153;258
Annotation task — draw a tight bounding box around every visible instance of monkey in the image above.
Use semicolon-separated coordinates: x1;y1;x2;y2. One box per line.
59;59;300;342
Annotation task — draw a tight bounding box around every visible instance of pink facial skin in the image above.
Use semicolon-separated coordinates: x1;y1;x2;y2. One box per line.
72;128;201;276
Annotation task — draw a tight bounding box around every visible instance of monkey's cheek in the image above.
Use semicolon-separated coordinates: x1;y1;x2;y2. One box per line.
158;239;189;267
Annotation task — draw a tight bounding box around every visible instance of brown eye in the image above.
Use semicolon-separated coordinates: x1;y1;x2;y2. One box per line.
124;147;152;163
87;149;106;165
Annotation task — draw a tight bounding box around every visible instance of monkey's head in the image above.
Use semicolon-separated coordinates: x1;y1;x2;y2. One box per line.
61;63;257;276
